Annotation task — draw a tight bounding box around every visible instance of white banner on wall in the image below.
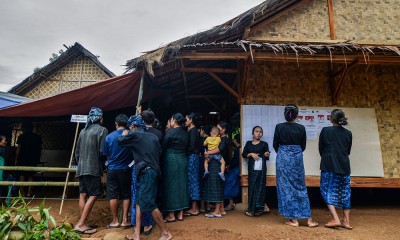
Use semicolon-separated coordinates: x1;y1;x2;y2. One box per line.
241;105;384;177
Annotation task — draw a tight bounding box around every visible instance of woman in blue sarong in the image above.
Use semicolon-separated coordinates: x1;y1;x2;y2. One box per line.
273;104;318;227
319;109;353;230
184;112;201;216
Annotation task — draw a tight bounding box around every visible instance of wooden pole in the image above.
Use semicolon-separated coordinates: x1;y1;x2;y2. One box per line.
327;0;336;40
59;122;80;214
0;166;76;172
136;73;145;114
0;181;79;187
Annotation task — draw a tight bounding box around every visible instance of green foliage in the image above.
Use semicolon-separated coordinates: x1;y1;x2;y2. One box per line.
0;193;80;240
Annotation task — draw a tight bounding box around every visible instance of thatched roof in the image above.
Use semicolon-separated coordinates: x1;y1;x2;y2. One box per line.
9;42;115;95
125;0;304;72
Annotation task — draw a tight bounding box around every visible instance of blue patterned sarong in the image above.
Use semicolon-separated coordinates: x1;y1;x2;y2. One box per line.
131;167;152;226
320;170;351;209
188;153;201;201
276;145;311;219
224;166;240;199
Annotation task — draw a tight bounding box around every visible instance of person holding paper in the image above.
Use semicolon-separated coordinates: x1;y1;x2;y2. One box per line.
319;109;353;230
242;126;270;217
273;104;318;228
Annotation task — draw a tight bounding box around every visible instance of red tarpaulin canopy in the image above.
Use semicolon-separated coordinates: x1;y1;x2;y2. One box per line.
0;72;149;117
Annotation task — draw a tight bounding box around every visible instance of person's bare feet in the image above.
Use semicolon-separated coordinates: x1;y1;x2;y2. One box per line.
159;231;173;240
324;219;341;228
341;219;353;230
125;234;140;240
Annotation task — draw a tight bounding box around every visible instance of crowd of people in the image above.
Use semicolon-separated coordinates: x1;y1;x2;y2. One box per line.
65;103;353;239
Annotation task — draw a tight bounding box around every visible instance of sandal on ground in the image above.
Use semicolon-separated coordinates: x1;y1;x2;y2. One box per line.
184;211;199;216
245;211;254;217
324;220;341;228
307;220;319;228
263;205;270;214
285;220;299;227
143;225;153;236
341;223;353;230
224;205;235;211
163;218;177;223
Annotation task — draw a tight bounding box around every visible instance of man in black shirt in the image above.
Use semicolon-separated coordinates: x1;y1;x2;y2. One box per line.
141;109;163;143
118;115;172;240
15;121;42;197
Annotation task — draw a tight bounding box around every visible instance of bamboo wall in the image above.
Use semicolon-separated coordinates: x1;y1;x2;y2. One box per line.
24;56;110;99
244;61;400;178
249;0;400;42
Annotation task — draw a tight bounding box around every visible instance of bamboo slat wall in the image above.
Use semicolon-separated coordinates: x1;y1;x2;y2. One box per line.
249;0;400;42
245;61;400;178
249;0;330;40
25;57;109;99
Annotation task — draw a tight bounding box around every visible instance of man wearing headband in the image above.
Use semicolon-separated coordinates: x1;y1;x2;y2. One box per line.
74;107;108;234
118;115;172;240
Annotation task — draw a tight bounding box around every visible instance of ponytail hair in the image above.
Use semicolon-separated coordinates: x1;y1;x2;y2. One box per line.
331;109;348;126
284;104;299;122
172;113;186;127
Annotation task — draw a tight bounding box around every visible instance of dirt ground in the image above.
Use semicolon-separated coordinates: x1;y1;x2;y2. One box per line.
27;198;399;240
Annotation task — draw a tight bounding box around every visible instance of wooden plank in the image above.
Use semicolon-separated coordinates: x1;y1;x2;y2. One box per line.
332;60;358;105
240;175;400;188
185;95;224;99
208;72;240;99
181;67;237;73
327;0;336;40
252;54;400;63
179;59;190;111
177;52;249;60
248;37;400;46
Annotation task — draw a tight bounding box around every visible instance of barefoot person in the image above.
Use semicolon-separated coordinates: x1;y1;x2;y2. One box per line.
74;107;108;234
319;109;353;230
273;104;318;227
118;115;172;240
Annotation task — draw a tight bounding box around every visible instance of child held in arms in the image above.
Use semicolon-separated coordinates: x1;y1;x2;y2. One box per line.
203;126;225;181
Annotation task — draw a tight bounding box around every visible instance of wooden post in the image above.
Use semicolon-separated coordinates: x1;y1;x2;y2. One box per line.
136;73;145;114
59;122;80;214
327;0;336;40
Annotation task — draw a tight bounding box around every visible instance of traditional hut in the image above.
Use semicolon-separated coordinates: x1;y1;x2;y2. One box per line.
3;42;115;178
124;0;400;200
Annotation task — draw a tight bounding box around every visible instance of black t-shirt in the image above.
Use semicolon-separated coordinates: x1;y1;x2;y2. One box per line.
218;136;230;164
17;132;42;166
319;126;352;175
273;122;306;152
118;129;162;176
147;127;163;143
162;127;188;151
187;127;200;154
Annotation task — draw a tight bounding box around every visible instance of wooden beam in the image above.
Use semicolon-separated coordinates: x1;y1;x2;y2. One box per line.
177;52;249;60
207;72;240;100
178;52;400;63
240;175;400;188
248;37;400;46
181;67;237;73
185;95;224;99
179;59;190;110
204;98;223;113
327;0;336;40
332;60;358;105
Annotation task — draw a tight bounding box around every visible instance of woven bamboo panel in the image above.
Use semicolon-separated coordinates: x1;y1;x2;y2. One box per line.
333;0;400;41
25;87;40;99
245;61;400;178
61;81;80;92
249;0;330;40
80;81;97;87
36;80;59;99
81;58;110;80
51;58;82;81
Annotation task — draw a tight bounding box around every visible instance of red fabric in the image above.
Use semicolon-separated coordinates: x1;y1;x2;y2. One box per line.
0;72;149;117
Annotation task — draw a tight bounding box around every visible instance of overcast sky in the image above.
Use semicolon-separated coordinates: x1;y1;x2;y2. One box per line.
0;0;264;92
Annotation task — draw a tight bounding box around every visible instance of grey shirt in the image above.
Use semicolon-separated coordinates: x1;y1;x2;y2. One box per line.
75;124;108;177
